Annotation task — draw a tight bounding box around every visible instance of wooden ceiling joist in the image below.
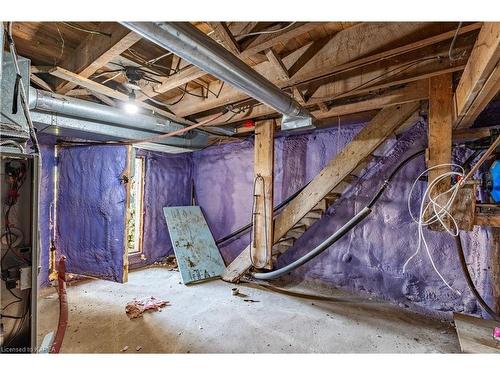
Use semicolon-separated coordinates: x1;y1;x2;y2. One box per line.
166;23;479;119
209;22;241;55
134;23;333;103
239;22;326;58
222;102;421;282
43;66;191;124
171;39;472;119
265;48;290;80
454;22;500;128
56;23;142;94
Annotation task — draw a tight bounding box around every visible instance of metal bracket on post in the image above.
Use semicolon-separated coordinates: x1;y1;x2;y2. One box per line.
281;114;316;131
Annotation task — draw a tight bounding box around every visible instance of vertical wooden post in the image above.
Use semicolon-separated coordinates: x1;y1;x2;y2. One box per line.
428;73;453;230
252;120;274;269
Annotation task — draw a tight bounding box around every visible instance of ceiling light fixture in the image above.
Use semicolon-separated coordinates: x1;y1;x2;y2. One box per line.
124;90;138;114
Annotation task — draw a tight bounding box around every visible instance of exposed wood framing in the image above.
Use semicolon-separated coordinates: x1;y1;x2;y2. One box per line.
313;81;429;119
170;23;478;119
474;214;500;227
197;79;429;125
135;65;206;102
30;73;53;92
222;102;420;282
454;22;500;128
288;36;333;78
252;120;275;269
239;22;326;58
44;66;191;124
135;23;328;103
56;23;142;94
265;48;290;80
427;73;453;230
209;22;240;55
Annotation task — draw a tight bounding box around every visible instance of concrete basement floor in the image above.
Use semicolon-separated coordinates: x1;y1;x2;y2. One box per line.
37;267;460;353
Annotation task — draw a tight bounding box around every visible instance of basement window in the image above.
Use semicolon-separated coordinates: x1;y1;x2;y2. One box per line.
127;156;145;255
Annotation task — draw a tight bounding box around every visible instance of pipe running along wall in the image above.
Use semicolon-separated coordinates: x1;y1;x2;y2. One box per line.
28;88;232;150
120;22;314;130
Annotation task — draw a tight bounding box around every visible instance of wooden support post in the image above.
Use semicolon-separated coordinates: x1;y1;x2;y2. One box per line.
222;102;420;282
252;120;274;269
454;22;500;128
427;73;453;230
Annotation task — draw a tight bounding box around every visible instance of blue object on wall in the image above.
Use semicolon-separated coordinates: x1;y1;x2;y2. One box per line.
163;206;225;285
489;160;500;203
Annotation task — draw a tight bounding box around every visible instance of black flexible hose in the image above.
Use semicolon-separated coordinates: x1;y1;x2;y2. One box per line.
454;235;500;322
218;150;426;247
250;150;426;280
251;207;372;280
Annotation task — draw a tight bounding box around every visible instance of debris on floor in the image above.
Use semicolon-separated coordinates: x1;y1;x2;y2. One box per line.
120;346;129;352
494;327;500;342
153;255;178;271
125;296;169;319
135;346;142;351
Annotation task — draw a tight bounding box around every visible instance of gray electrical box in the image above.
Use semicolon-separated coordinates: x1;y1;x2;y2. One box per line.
0;51;31;141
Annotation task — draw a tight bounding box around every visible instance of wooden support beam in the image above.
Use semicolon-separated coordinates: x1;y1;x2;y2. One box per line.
46;66;190;124
427;73;454;201
222;102;420;282
455;64;500;128
273;102;420;240
30;73;53;92
202;79;428;125
135;65;206;102
209;22;240;55
252;120;275;269
56;23;142;94
288;36;333;78
314;80;429;119
454;22;500;128
239;22;326;58
474;214;500;227
265;48;290;80
427;73;454;231
170;24;476;118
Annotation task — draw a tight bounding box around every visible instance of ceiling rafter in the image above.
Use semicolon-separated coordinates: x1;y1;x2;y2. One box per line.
167;25;477;119
41;66;192;124
208;22;240;55
131;23;332;103
265;48;290;80
454;22;500;128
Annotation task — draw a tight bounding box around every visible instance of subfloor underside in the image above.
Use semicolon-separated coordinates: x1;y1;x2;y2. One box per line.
37;267;460;353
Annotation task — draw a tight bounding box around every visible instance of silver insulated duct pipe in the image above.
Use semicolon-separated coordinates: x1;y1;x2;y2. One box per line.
28;87;212;152
121;22;315;131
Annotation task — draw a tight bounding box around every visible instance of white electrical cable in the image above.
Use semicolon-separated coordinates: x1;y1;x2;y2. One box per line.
236;22;297;38
404;163;467;295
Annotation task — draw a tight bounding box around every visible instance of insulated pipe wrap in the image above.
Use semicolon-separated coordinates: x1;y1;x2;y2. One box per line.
122;22;312;120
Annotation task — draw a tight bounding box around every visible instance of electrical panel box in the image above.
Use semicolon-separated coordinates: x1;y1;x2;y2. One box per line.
0;152;39;353
0;51;31;141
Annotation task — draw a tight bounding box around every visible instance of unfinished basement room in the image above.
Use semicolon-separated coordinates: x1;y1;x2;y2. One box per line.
1;2;500;366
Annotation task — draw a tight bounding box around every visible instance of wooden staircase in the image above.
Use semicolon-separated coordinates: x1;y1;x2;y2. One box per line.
271;154;381;259
222;102;422;282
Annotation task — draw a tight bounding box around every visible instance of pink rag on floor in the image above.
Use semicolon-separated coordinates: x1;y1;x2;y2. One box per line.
125;296;169;319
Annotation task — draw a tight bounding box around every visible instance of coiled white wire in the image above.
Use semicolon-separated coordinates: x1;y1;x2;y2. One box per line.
404;163;467;296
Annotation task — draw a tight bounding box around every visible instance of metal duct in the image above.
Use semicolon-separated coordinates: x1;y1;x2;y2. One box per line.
28;87;235;137
30;111;207;152
29;88;213;152
121;22;315;131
